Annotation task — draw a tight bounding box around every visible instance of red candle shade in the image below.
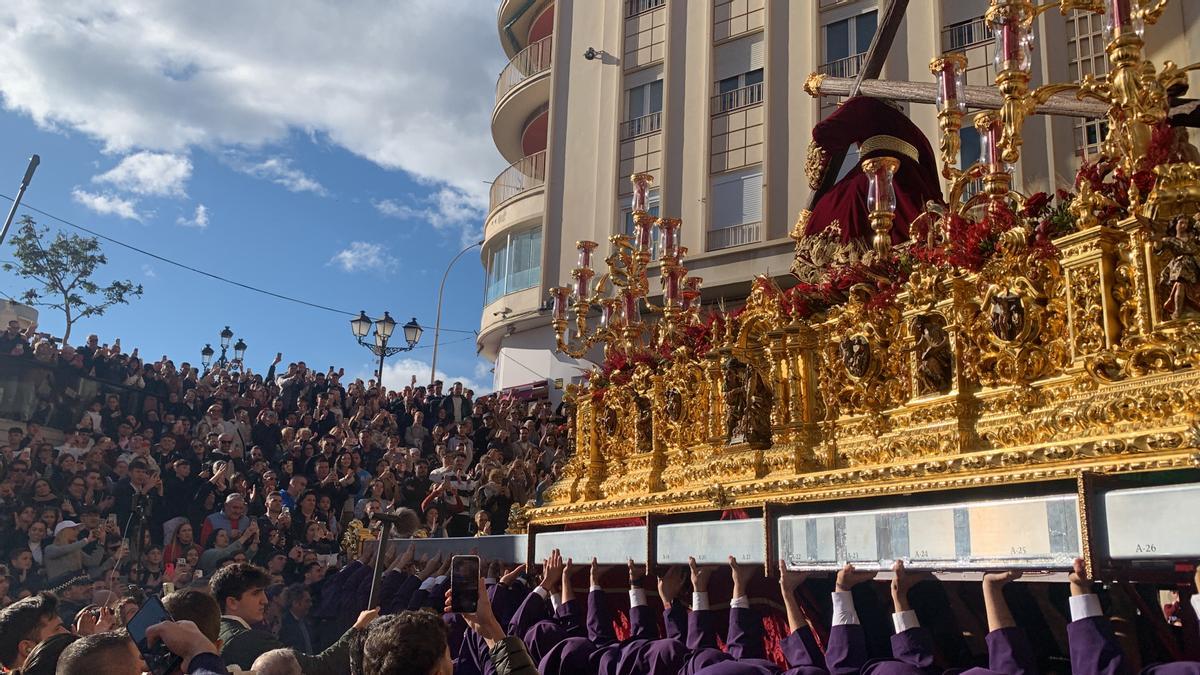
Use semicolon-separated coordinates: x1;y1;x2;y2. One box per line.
992;13;1030;73
933;55;967;115
976;112;1004;172
572;267;594;300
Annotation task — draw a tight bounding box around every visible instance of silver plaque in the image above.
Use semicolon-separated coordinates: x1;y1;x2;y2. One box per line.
389;534;528;564
656;519;764;564
534;526;647;565
778;494;1080;571
1105;482;1200;559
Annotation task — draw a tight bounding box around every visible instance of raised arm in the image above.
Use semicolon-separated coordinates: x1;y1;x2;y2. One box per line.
727;555;765;660
888;560;936;672
687;556;719;651
778;560;825;671
825;564;876;675
627;558;657;640
1066;558;1130;675
982;570;1036;675
657;564;688;641
587;557;617;647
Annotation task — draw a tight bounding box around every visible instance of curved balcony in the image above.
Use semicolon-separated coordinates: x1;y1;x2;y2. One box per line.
493;36;553;164
485;151;547;242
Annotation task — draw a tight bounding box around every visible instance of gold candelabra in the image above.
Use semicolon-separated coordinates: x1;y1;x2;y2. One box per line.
930;53;969;179
550;173;703;359
862;157;900;255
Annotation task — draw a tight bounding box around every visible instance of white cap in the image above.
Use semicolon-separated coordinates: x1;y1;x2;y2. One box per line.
54;521;82;537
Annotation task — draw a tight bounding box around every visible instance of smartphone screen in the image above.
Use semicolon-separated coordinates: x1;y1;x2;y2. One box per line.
450;555;480;613
126;597;182;675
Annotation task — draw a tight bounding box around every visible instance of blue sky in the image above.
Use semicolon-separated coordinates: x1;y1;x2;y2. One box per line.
0;1;507;392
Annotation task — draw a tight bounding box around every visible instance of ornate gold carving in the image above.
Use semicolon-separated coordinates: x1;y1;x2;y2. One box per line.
806;140;829;191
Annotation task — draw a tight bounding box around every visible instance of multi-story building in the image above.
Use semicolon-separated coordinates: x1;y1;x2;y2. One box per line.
479;0;1200;395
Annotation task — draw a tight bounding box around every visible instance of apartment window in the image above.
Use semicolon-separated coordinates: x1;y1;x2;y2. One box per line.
626;0;665;18
624;80;664;138
1066;12;1108;160
484;227;542;305
821;10;877;77
713;68;763;113
960;126;982;168
708;167;763;250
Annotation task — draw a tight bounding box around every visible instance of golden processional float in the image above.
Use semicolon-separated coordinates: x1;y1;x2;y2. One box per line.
515;0;1200;580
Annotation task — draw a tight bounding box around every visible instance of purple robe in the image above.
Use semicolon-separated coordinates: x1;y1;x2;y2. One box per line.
825;624;868;675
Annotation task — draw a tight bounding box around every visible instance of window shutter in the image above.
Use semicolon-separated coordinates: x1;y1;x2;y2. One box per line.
749;40;764;70
742;172;762;224
710;175;743;231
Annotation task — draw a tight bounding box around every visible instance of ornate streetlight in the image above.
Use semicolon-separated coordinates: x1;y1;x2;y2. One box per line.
351;311;423;383
201;326;247;374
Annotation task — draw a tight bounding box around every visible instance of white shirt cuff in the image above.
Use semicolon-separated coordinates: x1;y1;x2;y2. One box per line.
831;590;860;626
730;595;750;609
892;610;920;633
629;588;648;608
550;594;562;611
485;577;498;585
419;577;438;591
532;585;550;600
434;575;447;586
589;585;602;592
1069;593;1103;622
1192;595;1200;621
693;591;710;611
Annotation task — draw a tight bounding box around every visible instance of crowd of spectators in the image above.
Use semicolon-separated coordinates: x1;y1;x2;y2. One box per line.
0;320;571;612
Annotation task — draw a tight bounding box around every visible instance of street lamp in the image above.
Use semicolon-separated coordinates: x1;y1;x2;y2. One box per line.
429;240;482;384
351;311;422;383
202;325;248;373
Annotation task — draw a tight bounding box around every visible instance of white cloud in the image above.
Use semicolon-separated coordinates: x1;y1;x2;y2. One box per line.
233;156;327;195
93;151;191;196
373;187;485;246
328;241;397;274
71;188;141;221
364;358;490;394
176;203;209;228
141;264;156;277
0;1;505;205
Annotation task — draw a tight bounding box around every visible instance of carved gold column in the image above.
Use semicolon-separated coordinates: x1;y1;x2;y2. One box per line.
1057;225;1125;367
766;329;791;428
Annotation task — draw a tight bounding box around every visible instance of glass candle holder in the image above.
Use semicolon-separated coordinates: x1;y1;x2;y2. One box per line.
974;111;1007;173
634;213;653;253
933;54;968;115
601;300;618;328
991;9;1032;74
550;287;570;321
630;173;653;213
576;240;598;269
658;218;680;260
863;157;898;214
623;292;641;324
1102;0;1143;41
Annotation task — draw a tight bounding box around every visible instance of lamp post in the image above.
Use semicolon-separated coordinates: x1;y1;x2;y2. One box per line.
429;240;482;385
0;155;40;247
351;311;423;383
200;325;247;374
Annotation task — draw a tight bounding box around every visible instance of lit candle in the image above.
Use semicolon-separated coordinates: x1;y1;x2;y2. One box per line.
576;240;598;269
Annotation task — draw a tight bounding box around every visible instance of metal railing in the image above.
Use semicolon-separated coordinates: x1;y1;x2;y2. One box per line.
711;82;763;114
489;150;547;212
621;111;662;139
496;35;553;104
706;222;762;251
818;52;868;78
626;0;665;17
942;16;990;52
0;355;156;433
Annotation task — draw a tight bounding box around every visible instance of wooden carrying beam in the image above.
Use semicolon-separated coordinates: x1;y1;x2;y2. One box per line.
810;75;1111;118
